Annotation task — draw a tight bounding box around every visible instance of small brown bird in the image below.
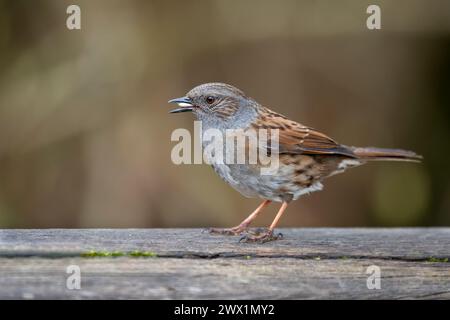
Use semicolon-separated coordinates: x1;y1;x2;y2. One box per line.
169;83;422;243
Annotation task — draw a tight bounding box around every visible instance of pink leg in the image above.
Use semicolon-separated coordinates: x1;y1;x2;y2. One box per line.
240;202;288;243
208;200;271;236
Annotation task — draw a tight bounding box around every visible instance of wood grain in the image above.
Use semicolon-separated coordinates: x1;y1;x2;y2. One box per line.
0;228;449;299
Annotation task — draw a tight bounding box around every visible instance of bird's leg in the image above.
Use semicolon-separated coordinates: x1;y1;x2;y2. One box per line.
208;200;271;236
240;202;288;243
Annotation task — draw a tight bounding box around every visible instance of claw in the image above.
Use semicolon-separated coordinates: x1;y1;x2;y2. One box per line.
206;227;246;236
246;227;269;236
238;235;248;243
239;230;283;243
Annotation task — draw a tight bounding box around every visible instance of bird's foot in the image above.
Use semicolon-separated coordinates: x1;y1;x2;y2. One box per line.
239;229;283;243
206;225;248;236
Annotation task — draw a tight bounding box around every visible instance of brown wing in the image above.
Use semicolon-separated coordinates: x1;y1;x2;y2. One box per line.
251;109;356;157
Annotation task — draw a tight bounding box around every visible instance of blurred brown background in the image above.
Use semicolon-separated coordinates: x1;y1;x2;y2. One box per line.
0;0;449;228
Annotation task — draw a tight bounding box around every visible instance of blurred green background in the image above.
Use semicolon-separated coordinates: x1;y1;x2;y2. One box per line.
0;0;449;228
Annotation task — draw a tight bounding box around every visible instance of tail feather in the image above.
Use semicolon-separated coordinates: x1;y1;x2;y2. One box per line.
350;146;423;162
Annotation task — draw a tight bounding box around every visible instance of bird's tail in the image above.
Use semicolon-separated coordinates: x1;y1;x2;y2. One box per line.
350;146;423;162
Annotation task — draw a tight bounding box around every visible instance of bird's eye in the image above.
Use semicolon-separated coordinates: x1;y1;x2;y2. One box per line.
205;96;215;104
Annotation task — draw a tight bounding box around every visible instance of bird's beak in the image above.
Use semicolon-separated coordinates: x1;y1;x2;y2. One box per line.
168;96;194;113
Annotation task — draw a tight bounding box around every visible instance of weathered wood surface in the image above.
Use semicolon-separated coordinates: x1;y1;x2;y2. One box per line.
0;228;449;299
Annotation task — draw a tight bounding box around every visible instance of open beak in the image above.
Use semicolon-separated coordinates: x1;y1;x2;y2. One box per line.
168;96;194;113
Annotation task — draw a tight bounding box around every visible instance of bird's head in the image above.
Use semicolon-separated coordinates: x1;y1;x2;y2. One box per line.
168;83;252;122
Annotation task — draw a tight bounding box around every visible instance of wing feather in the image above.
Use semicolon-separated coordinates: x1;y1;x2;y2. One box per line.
252;109;356;157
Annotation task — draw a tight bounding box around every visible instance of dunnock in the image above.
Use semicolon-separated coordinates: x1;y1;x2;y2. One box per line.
169;83;422;243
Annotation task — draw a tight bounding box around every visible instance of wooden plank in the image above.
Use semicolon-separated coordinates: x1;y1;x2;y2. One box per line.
0;228;449;299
